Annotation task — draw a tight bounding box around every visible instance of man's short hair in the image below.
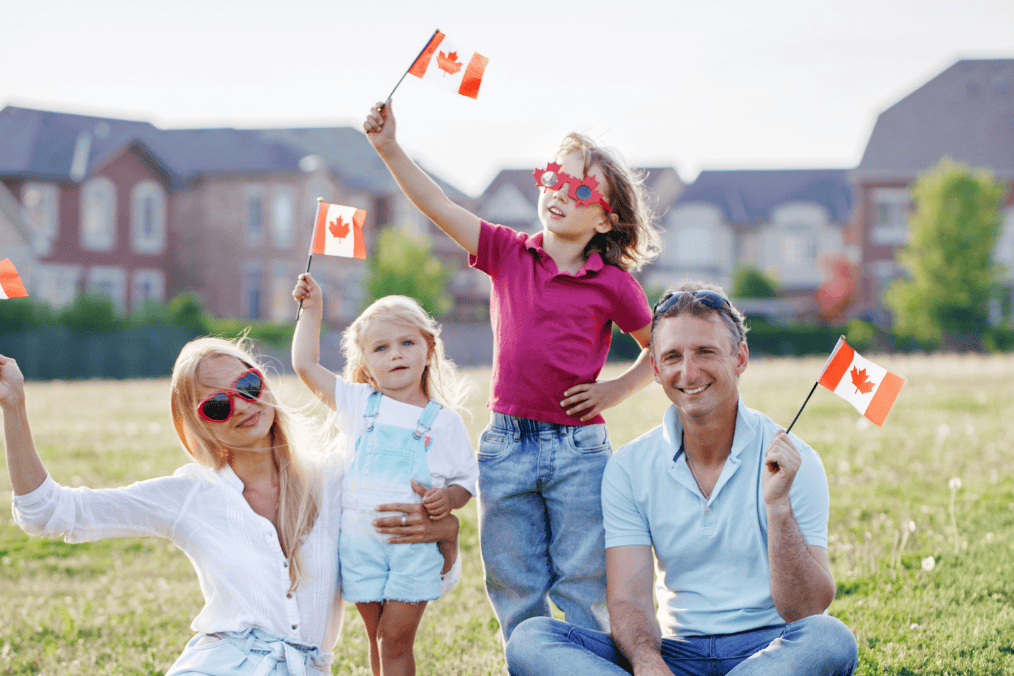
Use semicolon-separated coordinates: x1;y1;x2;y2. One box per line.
650;281;748;352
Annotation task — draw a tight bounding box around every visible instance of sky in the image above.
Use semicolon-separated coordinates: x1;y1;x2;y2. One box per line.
1;0;1012;196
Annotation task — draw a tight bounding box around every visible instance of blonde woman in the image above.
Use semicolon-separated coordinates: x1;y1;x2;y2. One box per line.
0;337;459;675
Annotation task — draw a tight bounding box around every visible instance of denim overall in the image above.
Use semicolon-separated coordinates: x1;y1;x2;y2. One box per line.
339;391;444;603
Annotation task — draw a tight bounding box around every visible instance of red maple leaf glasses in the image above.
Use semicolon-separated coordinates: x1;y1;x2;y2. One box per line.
197;368;265;422
533;162;611;212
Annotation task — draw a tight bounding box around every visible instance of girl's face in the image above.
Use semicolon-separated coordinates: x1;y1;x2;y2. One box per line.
195;354;275;453
537;151;612;244
362;318;431;407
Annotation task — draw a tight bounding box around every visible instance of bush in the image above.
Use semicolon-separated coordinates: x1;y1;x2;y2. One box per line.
731;265;780;298
0;297;55;330
58;294;122;332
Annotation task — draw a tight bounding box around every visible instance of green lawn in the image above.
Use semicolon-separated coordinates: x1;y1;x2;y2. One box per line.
2;353;1013;674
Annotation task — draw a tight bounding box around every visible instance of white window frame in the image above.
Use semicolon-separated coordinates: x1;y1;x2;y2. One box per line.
271;189;295;247
130;181;167;254
243;260;263;319
270;261;293;321
871;188;910;246
81;177;117;251
131;269;165;311
20;182;59;255
246;187;264;245
87;266;128;313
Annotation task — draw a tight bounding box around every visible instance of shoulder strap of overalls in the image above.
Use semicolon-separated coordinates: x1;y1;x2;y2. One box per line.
363;390;383;431
413;400;443;443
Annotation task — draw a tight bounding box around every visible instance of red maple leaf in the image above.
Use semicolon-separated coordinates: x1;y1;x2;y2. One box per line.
329;215;350;240
850;366;876;395
436;50;462;75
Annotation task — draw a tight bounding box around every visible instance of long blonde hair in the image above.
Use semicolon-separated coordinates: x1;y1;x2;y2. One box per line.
341;295;469;415
169;336;321;590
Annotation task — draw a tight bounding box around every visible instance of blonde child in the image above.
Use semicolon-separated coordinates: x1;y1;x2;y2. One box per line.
292;274;478;676
363;101;662;643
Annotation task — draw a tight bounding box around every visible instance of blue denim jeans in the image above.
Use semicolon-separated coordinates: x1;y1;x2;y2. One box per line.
478;412;612;644
506;616;859;676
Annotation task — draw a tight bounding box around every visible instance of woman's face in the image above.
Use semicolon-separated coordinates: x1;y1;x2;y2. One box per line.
194;354;275;452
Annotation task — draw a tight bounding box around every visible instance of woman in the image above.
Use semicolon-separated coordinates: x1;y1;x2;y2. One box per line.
0;337;459;675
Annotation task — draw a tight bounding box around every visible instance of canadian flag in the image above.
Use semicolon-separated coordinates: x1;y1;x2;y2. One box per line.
311;201;367;259
818;337;905;426
408;31;488;99
0;258;28;299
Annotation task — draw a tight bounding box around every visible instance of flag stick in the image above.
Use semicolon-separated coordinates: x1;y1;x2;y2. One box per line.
380;28;441;108
785;381;819;435
296;198;325;322
295;254;313;322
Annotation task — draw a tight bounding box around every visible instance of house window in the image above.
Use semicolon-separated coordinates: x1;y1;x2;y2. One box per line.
131;269;165;311
271;262;293;321
87;266;127;312
246;187;264;244
20;183;59;255
871;188;910;245
32;263;81;308
131;181;167;254
243;261;263;319
783;226;817;267
341;275;362;319
675;224;712;265
81;178;117;251
271;190;295;247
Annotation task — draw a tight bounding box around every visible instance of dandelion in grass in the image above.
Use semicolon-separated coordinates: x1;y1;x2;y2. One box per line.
949;477;962;554
922;556;935;572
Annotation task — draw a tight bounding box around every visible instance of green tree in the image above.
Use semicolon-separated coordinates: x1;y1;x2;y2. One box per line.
730;265;780;298
884;157;1007;347
367;227;453;316
58;293;122;332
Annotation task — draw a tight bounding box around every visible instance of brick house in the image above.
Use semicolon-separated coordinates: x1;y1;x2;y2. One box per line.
850;58;1014;326
653;168;854;317
0;106;472;324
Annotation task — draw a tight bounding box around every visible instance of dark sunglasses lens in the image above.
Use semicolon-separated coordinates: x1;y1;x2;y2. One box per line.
235;371;263;400
696;291;730;309
540;170;558;188
575;184;592;201
201;393;232;421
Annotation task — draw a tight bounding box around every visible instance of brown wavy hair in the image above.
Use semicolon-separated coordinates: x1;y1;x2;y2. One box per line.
555;133;662;271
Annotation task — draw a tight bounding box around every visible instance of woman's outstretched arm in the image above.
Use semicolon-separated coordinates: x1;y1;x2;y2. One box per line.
0;354;46;495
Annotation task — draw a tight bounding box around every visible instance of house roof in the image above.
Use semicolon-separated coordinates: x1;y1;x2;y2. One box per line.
854;59;1014;181
0;106;465;196
673;168;853;223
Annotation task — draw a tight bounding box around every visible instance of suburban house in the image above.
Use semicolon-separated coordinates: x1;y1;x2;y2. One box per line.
652;168;854;318
850;58;1014;326
0;105;471;324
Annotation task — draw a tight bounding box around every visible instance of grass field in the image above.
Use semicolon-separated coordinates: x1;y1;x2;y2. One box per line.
2;353;1013;675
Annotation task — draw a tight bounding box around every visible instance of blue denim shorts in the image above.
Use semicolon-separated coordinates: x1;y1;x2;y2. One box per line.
166;627;331;676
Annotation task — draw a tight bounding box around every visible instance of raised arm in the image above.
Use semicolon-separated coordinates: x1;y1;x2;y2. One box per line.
291;273;337;410
763;431;836;621
0;354;47;496
364;100;482;256
606;545;673;676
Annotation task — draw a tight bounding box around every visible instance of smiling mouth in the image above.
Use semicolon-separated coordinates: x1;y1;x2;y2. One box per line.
681;384;709;395
238;412;260;427
548;206;564;217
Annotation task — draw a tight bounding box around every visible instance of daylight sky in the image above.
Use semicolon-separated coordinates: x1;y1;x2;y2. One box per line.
2;0;1011;195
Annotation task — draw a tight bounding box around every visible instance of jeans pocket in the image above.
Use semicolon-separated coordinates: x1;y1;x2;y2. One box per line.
477;428;511;460
570;424;612;455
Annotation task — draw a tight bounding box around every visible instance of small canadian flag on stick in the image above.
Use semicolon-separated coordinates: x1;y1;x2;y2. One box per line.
311;200;367;259
0;258;28;299
408;31;488;99
818;337;905;426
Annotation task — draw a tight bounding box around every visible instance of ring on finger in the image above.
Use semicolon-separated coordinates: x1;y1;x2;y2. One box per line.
401;514;407;526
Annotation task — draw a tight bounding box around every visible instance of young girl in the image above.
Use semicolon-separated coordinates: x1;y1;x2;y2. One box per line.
363;101;662;643
292;274;478;676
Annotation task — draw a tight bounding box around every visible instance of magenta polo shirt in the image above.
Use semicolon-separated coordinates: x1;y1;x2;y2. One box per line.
469;221;652;426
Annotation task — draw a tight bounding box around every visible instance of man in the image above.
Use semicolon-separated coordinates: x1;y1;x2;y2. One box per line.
506;282;858;675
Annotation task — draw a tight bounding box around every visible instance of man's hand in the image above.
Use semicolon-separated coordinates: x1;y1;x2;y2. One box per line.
762;430;801;507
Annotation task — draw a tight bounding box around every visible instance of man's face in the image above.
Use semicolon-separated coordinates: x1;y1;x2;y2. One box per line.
650;313;748;422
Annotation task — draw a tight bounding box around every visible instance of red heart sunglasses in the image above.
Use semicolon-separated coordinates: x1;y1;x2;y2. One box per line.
197;368;265;422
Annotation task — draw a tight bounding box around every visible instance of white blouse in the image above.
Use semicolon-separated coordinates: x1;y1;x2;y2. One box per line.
12;453;345;653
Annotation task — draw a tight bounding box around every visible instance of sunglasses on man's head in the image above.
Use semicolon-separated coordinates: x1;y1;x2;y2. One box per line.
197;368;265;422
533;162;612;212
652;290;732;317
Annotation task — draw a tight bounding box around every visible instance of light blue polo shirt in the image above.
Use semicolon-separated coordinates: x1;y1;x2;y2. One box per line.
602;397;829;637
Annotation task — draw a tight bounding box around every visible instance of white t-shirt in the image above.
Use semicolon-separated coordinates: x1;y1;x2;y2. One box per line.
331;378;479;501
